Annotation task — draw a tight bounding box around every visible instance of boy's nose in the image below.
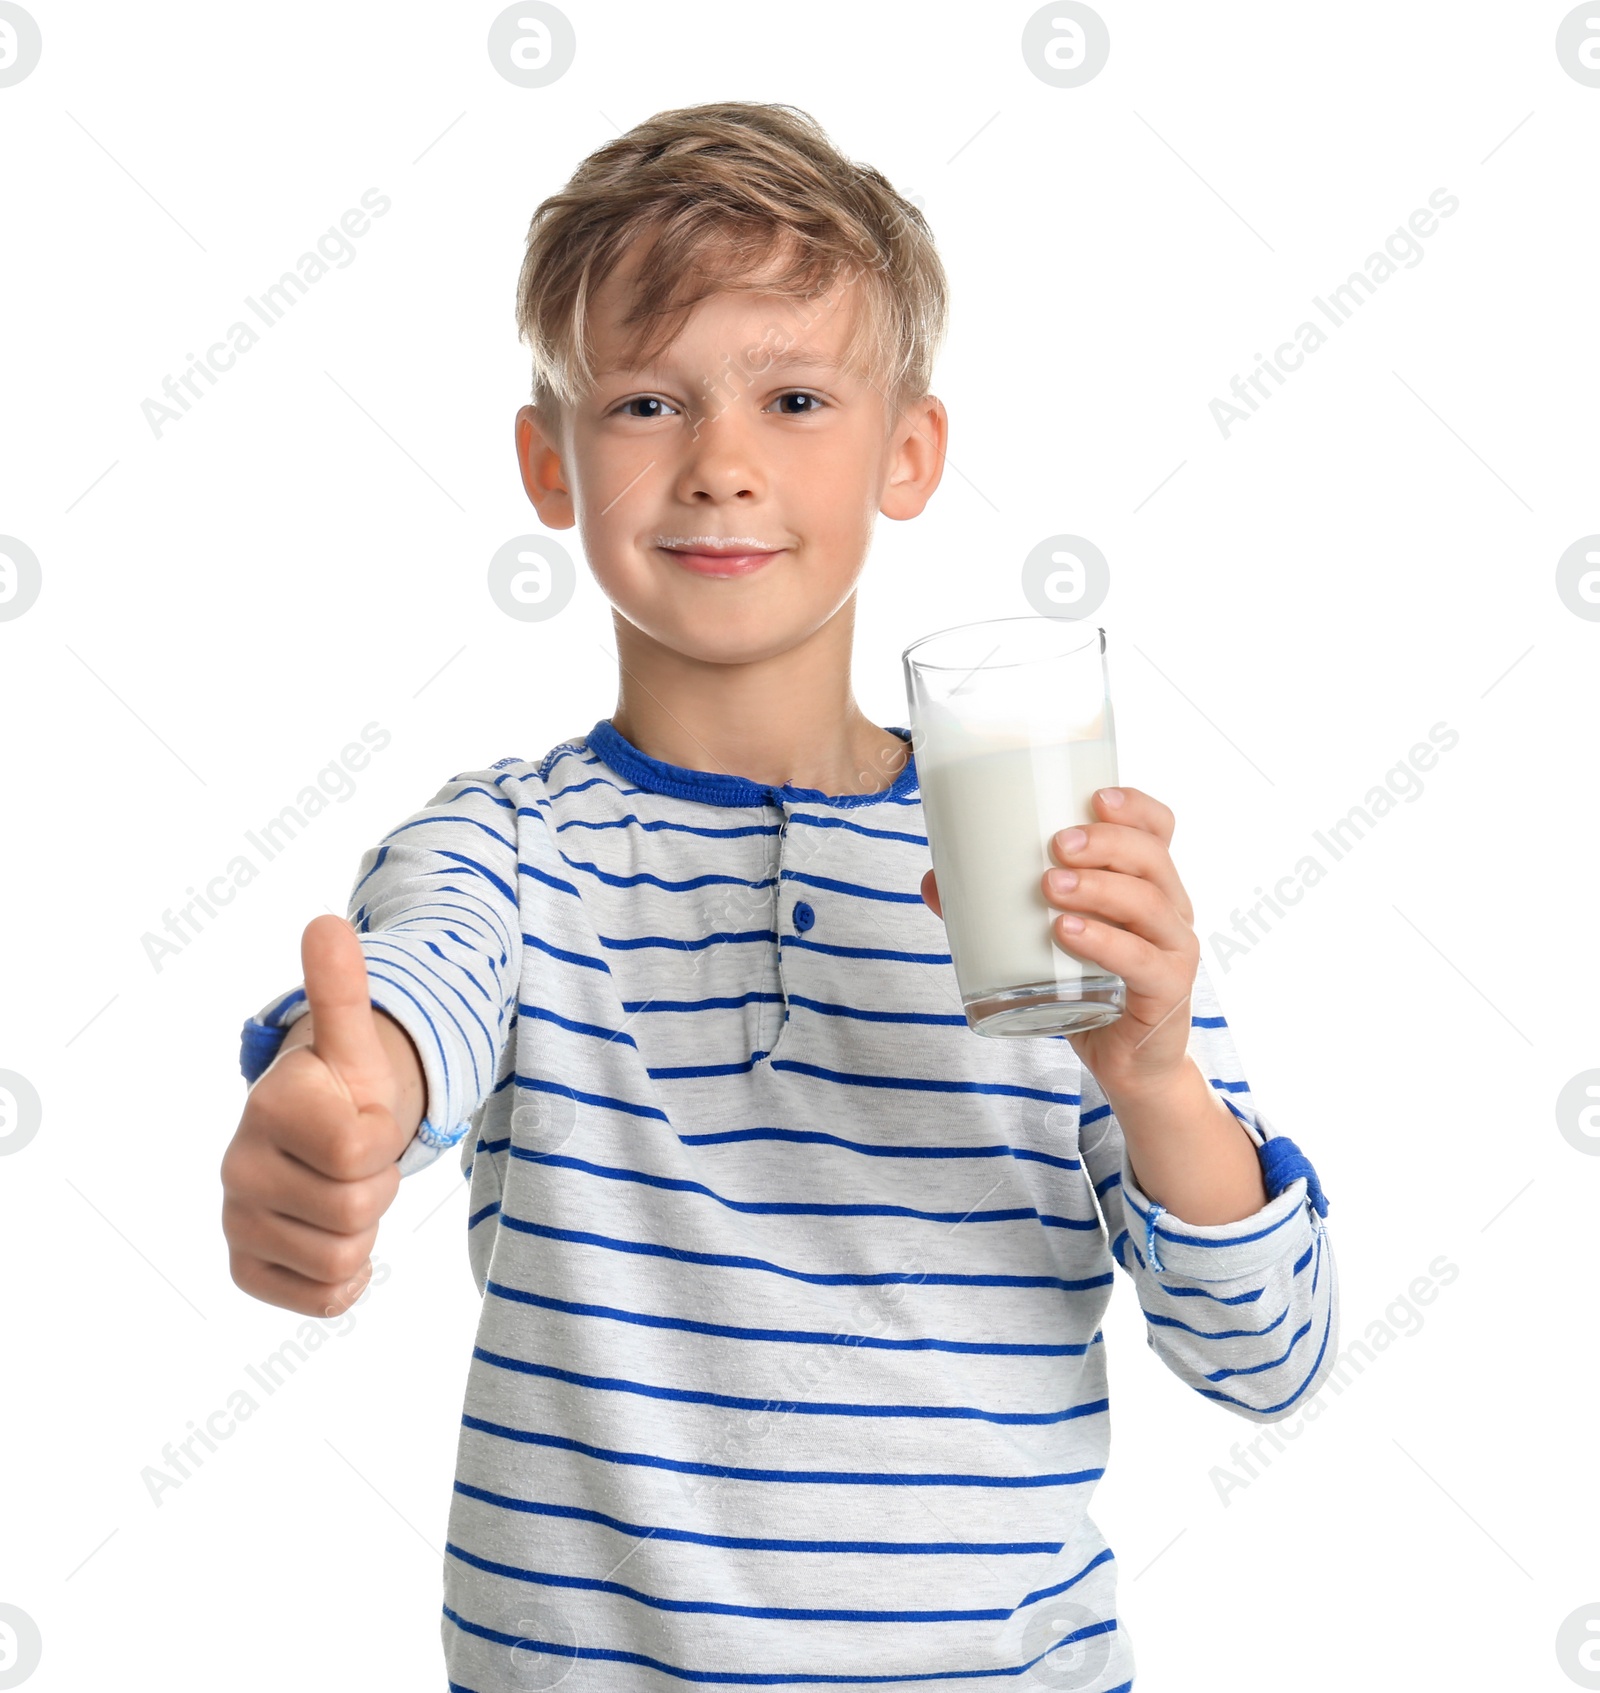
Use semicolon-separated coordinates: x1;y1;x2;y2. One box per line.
673;404;768;494
670;443;765;501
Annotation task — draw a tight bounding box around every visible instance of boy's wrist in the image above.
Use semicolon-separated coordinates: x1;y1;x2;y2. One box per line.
1103;1057;1269;1226
372;1009;426;1145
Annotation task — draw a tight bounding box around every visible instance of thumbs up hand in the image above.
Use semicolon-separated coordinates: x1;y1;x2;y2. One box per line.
222;916;426;1316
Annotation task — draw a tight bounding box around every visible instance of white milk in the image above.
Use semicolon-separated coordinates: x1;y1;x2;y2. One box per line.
917;734;1119;999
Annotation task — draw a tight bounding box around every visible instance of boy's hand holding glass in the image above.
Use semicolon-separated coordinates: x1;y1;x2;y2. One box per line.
1046;783;1201;1097
906;616;1207;1101
921;782;1201;1099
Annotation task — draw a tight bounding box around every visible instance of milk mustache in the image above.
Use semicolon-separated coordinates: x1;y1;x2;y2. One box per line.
916;708;1119;1000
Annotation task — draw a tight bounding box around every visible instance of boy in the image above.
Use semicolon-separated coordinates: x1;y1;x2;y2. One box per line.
222;102;1337;1691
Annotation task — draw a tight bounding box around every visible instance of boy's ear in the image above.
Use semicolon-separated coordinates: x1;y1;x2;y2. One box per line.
879;393;948;522
515;403;576;529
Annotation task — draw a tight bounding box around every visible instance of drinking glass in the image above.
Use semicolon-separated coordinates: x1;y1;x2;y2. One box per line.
903;616;1125;1036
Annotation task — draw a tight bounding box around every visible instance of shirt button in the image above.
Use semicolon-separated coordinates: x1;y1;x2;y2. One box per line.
792;900;815;932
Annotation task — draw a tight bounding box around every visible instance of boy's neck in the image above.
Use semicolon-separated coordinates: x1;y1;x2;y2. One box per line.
606;601;910;798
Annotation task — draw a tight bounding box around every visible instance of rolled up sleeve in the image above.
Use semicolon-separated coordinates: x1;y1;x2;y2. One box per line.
1080;960;1341;1423
238;768;523;1179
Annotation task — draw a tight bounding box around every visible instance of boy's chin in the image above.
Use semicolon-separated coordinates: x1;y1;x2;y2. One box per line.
622;603;828;668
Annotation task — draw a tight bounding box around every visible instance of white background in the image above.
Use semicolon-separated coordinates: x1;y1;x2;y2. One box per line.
1;2;1597;1688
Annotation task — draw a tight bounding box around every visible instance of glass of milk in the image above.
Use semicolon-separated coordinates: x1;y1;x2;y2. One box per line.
903;616;1125;1037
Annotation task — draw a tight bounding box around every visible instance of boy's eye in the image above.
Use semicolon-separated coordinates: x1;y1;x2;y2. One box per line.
612;389;822;419
617;396;678;419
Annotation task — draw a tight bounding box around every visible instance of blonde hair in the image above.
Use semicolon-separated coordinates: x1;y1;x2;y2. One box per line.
514;102;947;412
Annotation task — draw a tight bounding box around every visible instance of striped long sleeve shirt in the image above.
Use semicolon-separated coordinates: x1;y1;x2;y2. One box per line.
240;718;1339;1692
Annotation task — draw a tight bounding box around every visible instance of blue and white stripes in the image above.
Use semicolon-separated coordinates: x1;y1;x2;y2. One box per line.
240;719;1339;1690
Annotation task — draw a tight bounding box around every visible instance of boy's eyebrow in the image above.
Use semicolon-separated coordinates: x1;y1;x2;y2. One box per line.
592;348;847;381
756;349;842;368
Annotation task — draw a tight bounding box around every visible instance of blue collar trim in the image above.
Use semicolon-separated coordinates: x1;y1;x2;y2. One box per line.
584;718;920;811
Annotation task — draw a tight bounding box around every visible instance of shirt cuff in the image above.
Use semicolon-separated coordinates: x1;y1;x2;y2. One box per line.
238;983;472;1175
1117;1100;1327;1282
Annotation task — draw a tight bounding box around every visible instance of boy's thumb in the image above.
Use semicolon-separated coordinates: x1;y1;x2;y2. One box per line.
300;914;389;1104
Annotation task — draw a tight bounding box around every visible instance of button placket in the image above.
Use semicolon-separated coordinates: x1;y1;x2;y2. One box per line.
765;802;795;1058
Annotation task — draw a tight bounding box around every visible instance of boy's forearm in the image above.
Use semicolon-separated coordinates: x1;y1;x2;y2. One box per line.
277;1008;427;1156
1102;1057;1270;1226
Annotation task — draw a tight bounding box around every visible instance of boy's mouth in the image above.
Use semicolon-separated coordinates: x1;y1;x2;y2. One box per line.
654;535;786;579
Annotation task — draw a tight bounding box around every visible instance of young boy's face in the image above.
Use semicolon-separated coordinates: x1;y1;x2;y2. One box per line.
515;242;947;667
